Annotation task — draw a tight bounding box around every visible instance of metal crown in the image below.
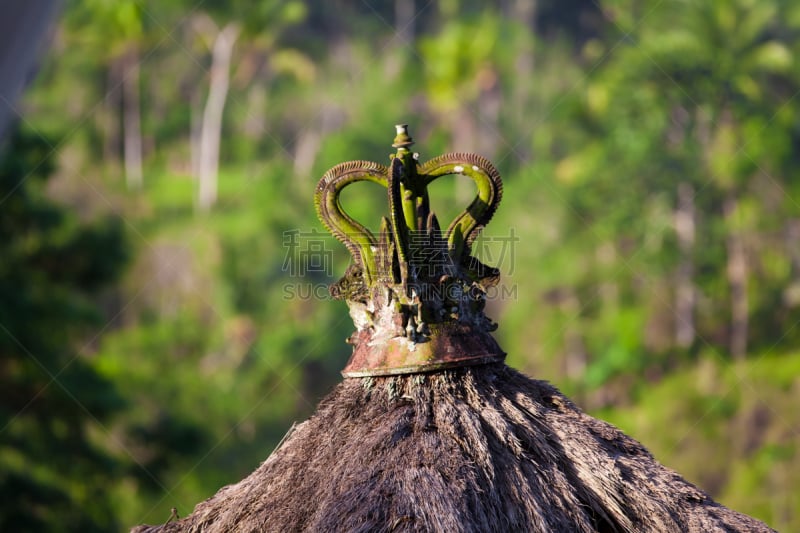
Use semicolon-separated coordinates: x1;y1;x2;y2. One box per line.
315;125;506;377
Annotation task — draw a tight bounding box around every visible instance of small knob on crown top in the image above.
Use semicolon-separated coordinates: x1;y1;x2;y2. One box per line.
392;124;414;149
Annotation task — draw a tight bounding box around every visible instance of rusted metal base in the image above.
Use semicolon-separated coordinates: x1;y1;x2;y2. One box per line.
341;324;506;378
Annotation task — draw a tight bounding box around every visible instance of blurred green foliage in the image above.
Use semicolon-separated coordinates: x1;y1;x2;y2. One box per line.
2;0;799;530
0;129;129;530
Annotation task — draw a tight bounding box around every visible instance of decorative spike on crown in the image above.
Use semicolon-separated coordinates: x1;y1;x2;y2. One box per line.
315;125;506;377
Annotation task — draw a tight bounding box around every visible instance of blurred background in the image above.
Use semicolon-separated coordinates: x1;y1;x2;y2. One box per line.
1;0;799;530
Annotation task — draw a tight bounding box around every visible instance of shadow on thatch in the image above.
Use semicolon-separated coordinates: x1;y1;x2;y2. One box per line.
133;364;774;532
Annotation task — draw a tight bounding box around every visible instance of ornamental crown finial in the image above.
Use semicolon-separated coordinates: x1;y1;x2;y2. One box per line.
392;124;414;149
315;125;505;377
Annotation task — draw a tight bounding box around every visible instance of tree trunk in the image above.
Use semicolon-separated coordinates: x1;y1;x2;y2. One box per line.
561;289;587;383
724;195;748;360
394;0;415;48
294;103;342;181
198;23;239;211
596;242;618;312
509;0;536;162
293;128;320;179
103;59;122;170
674;182;696;348
786;219;800;278
122;46;143;190
190;88;202;179
0;0;59;141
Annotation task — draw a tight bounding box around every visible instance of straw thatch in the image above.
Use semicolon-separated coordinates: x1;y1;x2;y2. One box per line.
133;363;773;532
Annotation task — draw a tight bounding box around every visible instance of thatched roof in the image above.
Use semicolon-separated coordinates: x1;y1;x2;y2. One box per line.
134;127;772;532
133;363;773;532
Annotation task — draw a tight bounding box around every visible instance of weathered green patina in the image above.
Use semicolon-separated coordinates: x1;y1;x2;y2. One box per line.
315;125;506;376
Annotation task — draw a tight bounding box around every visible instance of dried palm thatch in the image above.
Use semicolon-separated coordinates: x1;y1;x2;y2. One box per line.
133;363;773;533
